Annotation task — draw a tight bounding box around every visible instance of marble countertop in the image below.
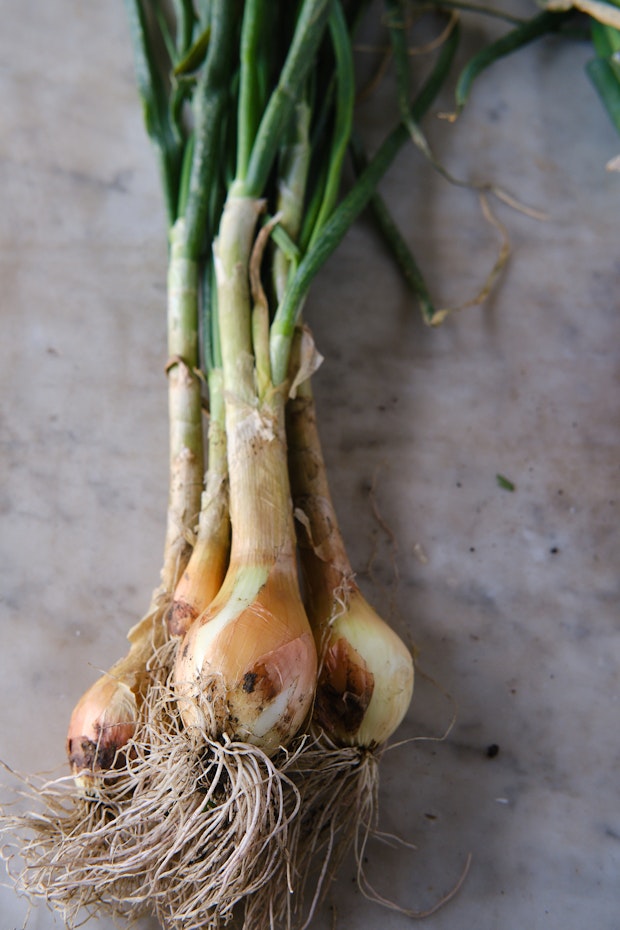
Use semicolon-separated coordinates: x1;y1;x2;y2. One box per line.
1;3;618;929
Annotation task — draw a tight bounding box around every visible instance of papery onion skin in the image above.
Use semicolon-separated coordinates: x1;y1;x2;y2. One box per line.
174;560;317;754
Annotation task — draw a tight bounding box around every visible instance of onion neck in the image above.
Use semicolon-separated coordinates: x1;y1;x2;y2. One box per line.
227;389;295;569
215;192;297;571
287;379;353;616
214;193;262;405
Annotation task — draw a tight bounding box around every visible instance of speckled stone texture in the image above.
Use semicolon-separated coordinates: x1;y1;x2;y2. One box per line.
1;3;618;929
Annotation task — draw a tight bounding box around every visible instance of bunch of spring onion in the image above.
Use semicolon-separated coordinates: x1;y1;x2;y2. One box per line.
0;2;478;928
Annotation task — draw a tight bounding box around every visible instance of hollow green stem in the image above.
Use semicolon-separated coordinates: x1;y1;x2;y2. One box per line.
124;0;183;227
273;101;312;300
242;0;332;198
181;0;238;259
201;255;219;372
237;0;268;181
269;218;302;267
386;0;412;123
269;20;460;384
306;0;355;250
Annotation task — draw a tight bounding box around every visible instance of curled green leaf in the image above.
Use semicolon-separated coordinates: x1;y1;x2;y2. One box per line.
454;10;572;114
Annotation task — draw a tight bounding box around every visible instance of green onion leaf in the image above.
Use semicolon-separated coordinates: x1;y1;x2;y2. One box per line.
124;0;184;227
173;25;212;76
454;10;571;113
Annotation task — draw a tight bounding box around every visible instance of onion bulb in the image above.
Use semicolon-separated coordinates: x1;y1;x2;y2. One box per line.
65;605;163;792
287;377;414;748
66;675;136;792
314;585;413;747
174;558;316;753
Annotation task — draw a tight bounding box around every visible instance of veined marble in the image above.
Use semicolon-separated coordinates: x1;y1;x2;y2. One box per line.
1;3;618;929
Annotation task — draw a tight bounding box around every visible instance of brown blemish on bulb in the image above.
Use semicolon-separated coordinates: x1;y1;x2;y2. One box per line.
166;599;198;638
174;559;317;753
67;738;101;774
67;723;133;775
244;661;278;703
315;637;375;740
66;677;137;779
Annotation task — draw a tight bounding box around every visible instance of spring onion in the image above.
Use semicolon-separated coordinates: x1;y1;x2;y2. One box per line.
7;0;596;927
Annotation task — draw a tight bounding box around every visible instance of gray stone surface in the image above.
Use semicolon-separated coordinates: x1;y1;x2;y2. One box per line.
1;3;618;929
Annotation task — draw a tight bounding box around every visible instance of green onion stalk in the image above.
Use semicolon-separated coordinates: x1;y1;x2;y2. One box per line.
0;2;466;928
